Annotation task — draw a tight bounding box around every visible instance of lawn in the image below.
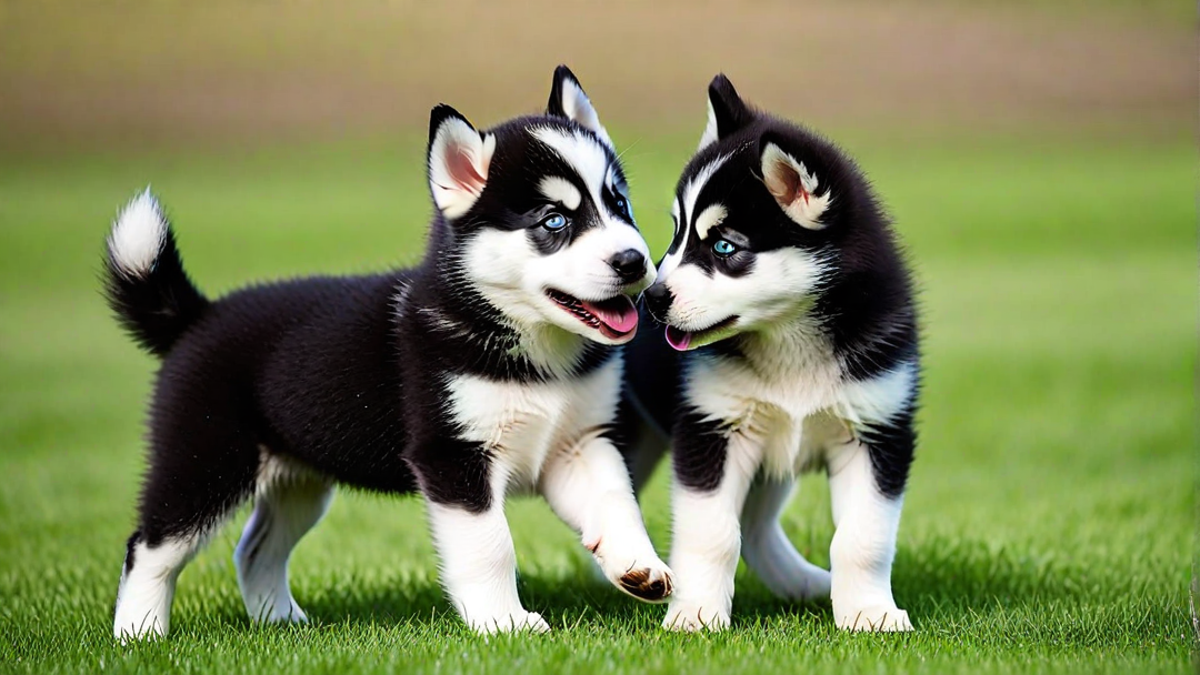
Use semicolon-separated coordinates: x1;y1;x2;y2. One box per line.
0;132;1193;674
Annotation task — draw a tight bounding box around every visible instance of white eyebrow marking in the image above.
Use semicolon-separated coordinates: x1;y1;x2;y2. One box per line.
693;204;727;240
532;126;606;200
658;155;730;281
538;176;582;211
657;198;685;280
681;154;729;232
531;125;636;224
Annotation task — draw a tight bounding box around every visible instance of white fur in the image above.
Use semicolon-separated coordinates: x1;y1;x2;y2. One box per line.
681;156;728;238
761;143;832;230
693;204;727;241
461;214;651;354
664;323;916;631
697;98;719;151
834;361;918;427
555;76;614;148
663;438;759;631
531;127;638;236
427;501;549;633
538;176;582;211
658;199;685;279
108;188;167;278
538;429;672;599
657;154;730;280
234;452;333;624
429;116;495;220
444;358;622;489
826;439;910;631
434;369;570;632
661;247;831;348
113;535;202;640
436;358;669;630
532;127;608;199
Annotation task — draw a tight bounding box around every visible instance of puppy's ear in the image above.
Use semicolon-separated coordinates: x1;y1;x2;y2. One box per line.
698;74;754;151
427;104;495;220
760;138;832;230
547;65;614;148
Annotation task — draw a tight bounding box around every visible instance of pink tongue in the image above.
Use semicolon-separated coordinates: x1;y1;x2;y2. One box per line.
580;295;639;334
665;326;692;351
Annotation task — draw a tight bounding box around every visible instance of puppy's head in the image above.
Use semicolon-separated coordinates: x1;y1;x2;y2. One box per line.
426;66;654;346
646;75;875;351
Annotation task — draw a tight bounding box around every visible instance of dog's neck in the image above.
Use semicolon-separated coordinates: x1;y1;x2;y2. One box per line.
396;267;609;382
730;312;837;382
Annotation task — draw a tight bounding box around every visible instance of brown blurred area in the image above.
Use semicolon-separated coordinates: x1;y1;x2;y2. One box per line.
0;0;1192;150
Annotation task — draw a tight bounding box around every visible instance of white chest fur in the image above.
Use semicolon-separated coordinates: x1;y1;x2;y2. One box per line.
684;336;916;479
444;357;624;492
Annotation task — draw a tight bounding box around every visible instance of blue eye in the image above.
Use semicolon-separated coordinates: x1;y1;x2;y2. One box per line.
712;239;737;256
541;213;568;231
614;195;631;219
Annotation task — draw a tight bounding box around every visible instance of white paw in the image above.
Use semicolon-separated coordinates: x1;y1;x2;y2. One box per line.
835;605;913;632
662;601;730;632
468;610;551;634
113;618;167;642
247;598;308;624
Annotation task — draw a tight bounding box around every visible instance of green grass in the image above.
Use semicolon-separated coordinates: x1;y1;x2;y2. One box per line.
0;132;1193;674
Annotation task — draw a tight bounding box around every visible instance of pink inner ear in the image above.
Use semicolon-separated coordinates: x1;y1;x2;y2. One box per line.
448;146;486;195
768;159;808;206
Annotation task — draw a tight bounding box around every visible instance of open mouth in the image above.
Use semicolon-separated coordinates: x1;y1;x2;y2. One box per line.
664;316;738;351
546;289;639;340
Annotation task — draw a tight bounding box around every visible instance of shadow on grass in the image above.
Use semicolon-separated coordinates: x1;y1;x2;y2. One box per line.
297;572;673;632
281;534;1121;634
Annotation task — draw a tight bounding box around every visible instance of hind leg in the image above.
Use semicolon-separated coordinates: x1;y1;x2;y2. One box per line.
234;453;333;623
740;477;831;601
114;391;261;640
114;530;206;640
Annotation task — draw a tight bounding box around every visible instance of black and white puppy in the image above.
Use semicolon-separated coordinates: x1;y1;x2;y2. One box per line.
625;75;919;632
108;66;673;640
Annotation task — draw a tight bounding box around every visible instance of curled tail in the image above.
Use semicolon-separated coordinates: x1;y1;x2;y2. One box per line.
104;189;209;357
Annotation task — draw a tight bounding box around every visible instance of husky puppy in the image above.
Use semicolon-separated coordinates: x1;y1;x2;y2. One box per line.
108;66;673;640
625;75;919;632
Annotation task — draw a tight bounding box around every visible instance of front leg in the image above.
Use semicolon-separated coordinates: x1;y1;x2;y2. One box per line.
538;430;673;602
413;437;549;634
826;411;915;632
663;411;760;631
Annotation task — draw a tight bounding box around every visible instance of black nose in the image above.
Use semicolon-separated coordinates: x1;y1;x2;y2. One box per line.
609;249;647;283
643;282;672;321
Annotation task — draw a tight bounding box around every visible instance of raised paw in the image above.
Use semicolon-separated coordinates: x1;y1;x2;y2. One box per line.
617;564;674;603
663;601;730;632
468;610;551;635
590;539;674;604
835;605;913;632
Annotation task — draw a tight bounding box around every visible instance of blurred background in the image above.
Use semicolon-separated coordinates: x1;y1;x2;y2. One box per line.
0;0;1193;668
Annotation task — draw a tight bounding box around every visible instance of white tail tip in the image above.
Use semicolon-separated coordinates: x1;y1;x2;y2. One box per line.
108;188;167;278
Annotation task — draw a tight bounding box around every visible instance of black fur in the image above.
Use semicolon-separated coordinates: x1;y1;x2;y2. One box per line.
670;407;730;492
104;223;208;357
626;74;920;498
105;76;638;550
858;400;917;498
